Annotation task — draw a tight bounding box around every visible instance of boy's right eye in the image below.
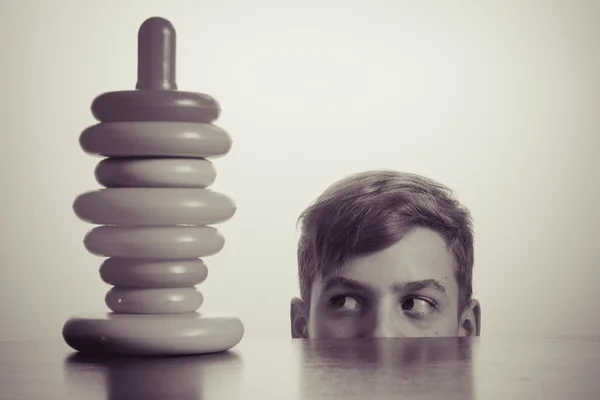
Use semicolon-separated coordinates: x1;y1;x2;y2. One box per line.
328;295;363;311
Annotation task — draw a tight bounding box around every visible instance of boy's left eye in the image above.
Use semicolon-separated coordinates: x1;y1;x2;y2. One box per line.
400;297;436;315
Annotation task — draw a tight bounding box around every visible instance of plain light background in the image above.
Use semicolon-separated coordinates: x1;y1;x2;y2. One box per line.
0;0;598;341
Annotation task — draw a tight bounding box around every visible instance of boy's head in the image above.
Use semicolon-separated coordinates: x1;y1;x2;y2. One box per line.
290;170;481;338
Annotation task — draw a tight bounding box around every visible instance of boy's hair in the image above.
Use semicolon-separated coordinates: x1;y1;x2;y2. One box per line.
297;170;474;315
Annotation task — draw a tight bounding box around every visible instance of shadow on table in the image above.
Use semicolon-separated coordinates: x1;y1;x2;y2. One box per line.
298;337;477;399
63;350;243;400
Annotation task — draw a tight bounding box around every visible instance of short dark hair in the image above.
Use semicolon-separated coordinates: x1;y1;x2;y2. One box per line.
297;170;474;314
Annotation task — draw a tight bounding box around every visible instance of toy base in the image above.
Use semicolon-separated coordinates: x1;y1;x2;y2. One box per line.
63;312;244;356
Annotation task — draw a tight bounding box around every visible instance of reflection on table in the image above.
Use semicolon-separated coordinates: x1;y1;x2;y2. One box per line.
1;336;599;399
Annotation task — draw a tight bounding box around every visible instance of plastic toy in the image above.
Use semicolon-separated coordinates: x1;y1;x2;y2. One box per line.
62;17;244;356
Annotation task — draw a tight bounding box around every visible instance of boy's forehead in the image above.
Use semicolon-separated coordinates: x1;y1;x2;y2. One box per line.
313;228;458;292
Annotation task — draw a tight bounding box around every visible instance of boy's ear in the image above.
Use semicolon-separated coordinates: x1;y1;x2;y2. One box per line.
458;299;481;337
290;297;309;338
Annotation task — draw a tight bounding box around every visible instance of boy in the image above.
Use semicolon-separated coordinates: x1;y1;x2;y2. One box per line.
290;170;481;338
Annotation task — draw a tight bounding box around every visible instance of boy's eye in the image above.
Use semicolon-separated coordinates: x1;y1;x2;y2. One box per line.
401;297;436;315
329;295;362;311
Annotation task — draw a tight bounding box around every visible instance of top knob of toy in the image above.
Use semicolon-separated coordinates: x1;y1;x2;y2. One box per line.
89;16;220;123
136;17;177;91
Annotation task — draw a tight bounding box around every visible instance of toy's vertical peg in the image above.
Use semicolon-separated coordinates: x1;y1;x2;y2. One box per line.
136;17;177;91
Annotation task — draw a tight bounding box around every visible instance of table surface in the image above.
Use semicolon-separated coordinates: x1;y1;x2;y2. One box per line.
1;336;600;399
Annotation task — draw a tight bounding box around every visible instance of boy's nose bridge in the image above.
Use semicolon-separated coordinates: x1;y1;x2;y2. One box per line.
371;298;402;338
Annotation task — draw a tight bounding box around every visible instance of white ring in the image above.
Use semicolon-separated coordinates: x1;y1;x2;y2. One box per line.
74;188;236;226
80;122;232;158
105;288;204;314
95;158;217;188
100;258;208;288
84;226;225;258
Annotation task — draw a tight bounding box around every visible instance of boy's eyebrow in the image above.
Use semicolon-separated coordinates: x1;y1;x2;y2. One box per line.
390;279;447;295
321;276;448;295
